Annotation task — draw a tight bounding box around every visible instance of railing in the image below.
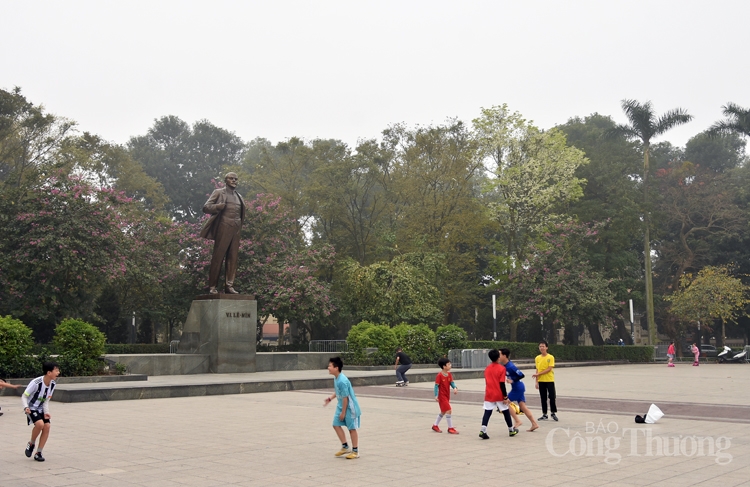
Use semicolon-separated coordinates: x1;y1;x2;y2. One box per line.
169;340;180;354
448;349;492;368
308;340;349;353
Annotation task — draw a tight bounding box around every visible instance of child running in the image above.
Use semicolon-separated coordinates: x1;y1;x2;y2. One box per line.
479;349;517;439
432;357;459;434
499;348;539;432
323;357;361;459
22;362;60;462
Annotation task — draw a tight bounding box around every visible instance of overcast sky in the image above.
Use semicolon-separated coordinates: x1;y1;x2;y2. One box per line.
4;1;748;149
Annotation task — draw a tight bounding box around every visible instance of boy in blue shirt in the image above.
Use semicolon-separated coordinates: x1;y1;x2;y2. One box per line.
324;357;361;459
499;349;539;432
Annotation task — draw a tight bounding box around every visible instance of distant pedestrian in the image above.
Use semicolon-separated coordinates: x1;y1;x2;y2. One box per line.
394;347;412;387
22;362;60;462
691;343;700;366
667;341;675;367
533;340;558;422
324;357;361;459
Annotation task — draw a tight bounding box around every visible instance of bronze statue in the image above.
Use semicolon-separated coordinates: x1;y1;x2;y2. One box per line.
200;172;246;294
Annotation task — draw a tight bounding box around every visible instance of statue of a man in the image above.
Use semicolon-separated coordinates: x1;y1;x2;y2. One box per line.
200;172;246;294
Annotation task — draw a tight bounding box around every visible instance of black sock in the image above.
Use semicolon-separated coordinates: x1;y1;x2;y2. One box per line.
502;409;513;428
342;442;348;449
352;447;358;452
482;409;493;426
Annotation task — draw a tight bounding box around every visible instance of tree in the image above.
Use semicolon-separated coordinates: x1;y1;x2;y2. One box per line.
382;120;491;326
608;99;692;344
337;253;446;326
557;114;645;308
128;116;246;221
666;266;749;348
475;106;589;264
684;131;747;174
474;106;589;340
238;137;317;233
307;138;393;265
0;87;76;189
654;161;746;293
709;103;750;138
500;221;619;345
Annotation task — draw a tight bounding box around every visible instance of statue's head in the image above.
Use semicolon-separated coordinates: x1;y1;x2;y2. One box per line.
224;172;238;188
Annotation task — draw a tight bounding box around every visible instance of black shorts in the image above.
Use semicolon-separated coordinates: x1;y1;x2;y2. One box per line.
27;410;49;425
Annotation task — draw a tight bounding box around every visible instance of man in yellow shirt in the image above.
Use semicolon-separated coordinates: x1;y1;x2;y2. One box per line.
532;340;557;421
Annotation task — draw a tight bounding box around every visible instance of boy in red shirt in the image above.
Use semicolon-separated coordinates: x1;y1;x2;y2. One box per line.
432;358;459;434
479;349;518;439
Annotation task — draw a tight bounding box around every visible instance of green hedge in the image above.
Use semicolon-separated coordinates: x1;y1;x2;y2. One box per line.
467;341;653;362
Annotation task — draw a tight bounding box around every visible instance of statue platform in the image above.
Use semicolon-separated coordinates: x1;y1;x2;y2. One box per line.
176;294;257;373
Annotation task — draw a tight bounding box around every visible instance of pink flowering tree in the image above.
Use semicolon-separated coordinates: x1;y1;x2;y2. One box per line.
499;220;619;345
0;175;133;341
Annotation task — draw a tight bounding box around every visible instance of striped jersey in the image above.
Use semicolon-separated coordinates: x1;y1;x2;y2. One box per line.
22;376;56;413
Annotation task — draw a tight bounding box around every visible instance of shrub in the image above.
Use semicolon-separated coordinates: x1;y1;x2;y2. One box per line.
436;324;468;354
346;321;378;352
393;323;437;363
0;316;39;378
346;322;398;354
53;318;107;376
362;325;398;354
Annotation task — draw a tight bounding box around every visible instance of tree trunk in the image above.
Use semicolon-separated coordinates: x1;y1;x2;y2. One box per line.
586;322;605;345
509;313;518;342
643;145;657;344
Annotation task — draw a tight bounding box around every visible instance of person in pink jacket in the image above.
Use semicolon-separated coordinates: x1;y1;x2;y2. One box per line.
667;341;675;367
691;343;700;366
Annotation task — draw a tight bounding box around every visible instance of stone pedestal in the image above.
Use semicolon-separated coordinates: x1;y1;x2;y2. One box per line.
177;294;257;373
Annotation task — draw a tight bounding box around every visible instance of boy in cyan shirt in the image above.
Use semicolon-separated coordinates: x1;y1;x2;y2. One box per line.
324;357;361;459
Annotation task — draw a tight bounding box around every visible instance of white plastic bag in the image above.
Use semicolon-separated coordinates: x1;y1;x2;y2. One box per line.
645;403;664;424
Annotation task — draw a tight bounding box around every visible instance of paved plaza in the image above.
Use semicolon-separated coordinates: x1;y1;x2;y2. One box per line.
1;363;749;486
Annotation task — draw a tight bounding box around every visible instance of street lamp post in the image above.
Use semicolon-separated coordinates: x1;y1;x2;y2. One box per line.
492;294;497;341
629;299;634;344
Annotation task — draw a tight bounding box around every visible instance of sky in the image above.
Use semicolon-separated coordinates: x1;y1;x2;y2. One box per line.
3;0;749;149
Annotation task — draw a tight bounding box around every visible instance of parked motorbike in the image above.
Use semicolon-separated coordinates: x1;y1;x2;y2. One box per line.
717;346;748;363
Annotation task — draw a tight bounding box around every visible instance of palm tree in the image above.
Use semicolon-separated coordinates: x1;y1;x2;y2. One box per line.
609;100;692;345
709;103;750;138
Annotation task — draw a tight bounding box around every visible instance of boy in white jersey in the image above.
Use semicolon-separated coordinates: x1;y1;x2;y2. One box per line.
22;362;60;462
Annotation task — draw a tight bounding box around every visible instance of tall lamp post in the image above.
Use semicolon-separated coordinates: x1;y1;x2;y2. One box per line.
697;321;701;354
629;299;634;344
492;294;497;341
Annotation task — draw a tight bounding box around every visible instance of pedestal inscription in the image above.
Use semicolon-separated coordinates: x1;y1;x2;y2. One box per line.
177;294;257;373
